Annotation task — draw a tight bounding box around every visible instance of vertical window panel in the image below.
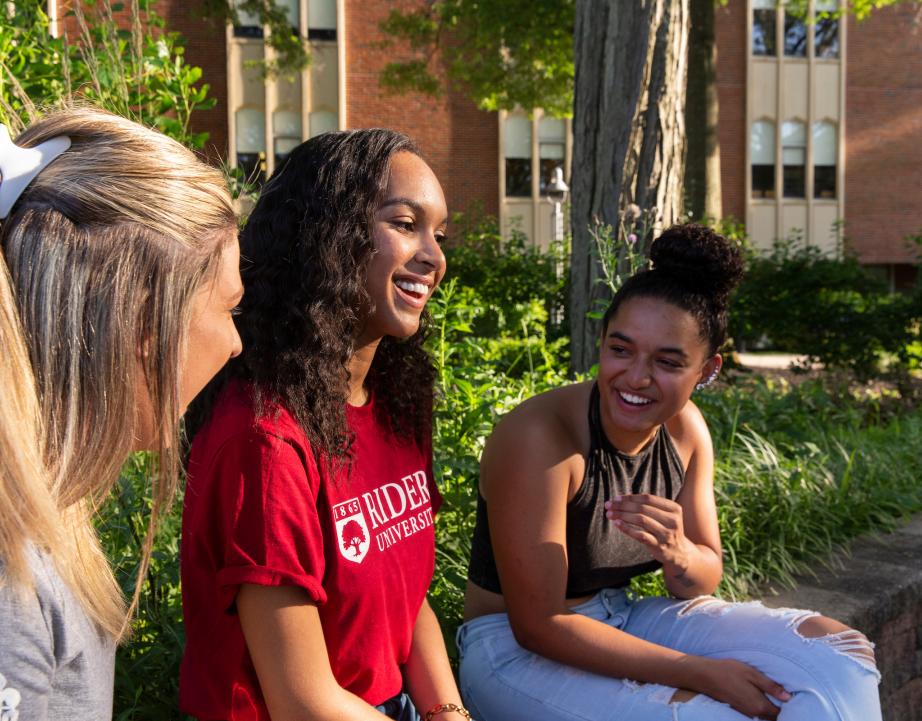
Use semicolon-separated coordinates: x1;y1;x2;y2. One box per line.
233;0;263;38
278;0;299;31
782;120;806;198
274;109;302;166
752;0;776;57
236;107;266;185
538;117;566;196
784;9;807;57
814;0;839;60
813;121;837;198
751;120;776;198
504;116;532;198
309;0;337;40
309;110;338;137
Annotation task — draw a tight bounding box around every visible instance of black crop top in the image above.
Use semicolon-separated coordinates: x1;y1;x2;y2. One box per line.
467;383;686;598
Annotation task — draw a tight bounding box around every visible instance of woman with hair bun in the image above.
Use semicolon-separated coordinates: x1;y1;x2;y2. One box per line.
180;129;467;721
459;224;882;721
0;107;242;719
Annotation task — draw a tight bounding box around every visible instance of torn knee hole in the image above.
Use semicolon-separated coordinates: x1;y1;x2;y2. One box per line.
795;616;877;668
669;689;699;704
677;596;729;617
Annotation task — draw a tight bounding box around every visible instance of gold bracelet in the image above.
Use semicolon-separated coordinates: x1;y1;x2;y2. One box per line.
424;703;472;721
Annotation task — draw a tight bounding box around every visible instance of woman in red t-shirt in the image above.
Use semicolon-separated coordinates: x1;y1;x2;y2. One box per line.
179;130;469;721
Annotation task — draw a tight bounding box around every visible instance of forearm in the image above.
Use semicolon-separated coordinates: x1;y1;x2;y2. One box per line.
403;599;465;719
515;610;706;691
662;538;722;598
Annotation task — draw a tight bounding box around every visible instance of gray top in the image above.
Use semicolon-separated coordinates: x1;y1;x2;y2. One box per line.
0;547;115;721
468;383;685;598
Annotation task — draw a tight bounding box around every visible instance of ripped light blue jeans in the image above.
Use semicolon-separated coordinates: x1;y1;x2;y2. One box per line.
456;589;881;721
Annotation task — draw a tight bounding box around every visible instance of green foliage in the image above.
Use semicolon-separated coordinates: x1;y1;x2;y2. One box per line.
378;0;574;116
443;214;568;342
200;0;310;78
0;0;215;149
730;236;921;378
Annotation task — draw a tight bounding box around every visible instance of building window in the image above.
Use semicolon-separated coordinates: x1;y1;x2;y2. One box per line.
273;109;301;166
309;109;338;137
782;120;806;198
751;120;775;198
784;8;807;57
813;121;837;198
752;0;776;57
278;0;299;32
236;107;266;184
815;0;839;58
538;117;566;196
232;1;263;38
504;116;532;198
308;0;337;40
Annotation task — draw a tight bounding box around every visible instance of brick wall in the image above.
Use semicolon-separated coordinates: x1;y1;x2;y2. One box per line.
344;0;499;219
714;1;747;225
155;3;229;163
845;6;922;264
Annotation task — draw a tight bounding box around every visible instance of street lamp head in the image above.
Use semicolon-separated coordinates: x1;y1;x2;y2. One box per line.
547;165;569;203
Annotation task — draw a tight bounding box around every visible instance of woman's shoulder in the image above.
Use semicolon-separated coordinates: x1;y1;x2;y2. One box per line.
197;382;307;448
488;381;592;456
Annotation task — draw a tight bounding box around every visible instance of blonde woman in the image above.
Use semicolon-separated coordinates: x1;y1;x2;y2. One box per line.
0;108;243;720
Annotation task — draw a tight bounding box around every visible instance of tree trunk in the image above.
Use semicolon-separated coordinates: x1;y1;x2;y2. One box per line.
569;0;690;374
685;0;722;222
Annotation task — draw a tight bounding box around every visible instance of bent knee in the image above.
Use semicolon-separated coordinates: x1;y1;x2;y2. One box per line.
795;615;877;669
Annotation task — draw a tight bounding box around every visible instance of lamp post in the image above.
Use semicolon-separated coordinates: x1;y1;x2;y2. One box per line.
546;166;569;327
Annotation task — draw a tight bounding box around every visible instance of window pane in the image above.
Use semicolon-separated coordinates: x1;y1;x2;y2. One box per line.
751;121;775;164
309;0;337;29
233;0;263;37
505;158;532;197
277;0;298;30
813;121;837;198
752;165;775;198
815;17;839;58
814;166;836;198
753;9;776;56
274;109;301;165
309;110;338;137
236;107;266;185
538;116;566;143
504;116;532;159
784;12;807;57
782;120;805;198
813;122;836;165
539;158;565;196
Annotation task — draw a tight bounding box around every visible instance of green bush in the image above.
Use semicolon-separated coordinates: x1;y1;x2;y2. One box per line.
730;236;921;378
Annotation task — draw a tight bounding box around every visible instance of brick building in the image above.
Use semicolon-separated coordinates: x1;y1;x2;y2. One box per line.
114;1;922;283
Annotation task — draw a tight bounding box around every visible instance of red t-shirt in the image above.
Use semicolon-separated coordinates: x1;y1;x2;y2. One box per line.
179;384;441;720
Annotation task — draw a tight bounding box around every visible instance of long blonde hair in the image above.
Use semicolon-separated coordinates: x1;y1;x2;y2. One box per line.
0;107;236;640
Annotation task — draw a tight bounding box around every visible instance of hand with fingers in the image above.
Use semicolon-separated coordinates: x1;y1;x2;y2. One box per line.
690;657;792;719
603;494;693;568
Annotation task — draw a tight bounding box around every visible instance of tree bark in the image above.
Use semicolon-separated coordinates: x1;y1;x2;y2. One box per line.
685;0;722;222
569;0;690;374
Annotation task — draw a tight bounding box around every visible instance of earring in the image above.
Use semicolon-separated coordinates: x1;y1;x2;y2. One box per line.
696;368;719;391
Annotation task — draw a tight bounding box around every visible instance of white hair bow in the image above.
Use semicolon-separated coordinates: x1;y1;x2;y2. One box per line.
0;124;71;219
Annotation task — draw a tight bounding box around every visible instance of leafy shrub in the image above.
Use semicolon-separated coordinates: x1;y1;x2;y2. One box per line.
731;236;921;378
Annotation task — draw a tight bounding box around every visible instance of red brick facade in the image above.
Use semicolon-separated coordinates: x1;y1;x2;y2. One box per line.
844;6;922;265
714;1;748;226
343;0;498;219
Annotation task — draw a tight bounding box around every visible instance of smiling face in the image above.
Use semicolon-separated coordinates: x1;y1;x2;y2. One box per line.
597;296;721;452
358;151;448;345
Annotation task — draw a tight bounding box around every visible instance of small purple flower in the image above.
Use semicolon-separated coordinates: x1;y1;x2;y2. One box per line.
627;233;638;246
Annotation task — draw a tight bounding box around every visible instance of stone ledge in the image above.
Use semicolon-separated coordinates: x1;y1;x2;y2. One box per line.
761;515;922;721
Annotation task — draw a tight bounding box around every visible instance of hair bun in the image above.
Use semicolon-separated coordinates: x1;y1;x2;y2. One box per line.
648;223;744;303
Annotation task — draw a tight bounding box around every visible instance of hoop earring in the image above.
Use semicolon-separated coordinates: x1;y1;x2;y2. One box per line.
696;368;719;391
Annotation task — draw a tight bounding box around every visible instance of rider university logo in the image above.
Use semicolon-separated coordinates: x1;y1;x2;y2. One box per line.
333;497;370;563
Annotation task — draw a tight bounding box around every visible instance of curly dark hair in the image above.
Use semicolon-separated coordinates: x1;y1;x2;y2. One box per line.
601;223;744;355
190;129;436;465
